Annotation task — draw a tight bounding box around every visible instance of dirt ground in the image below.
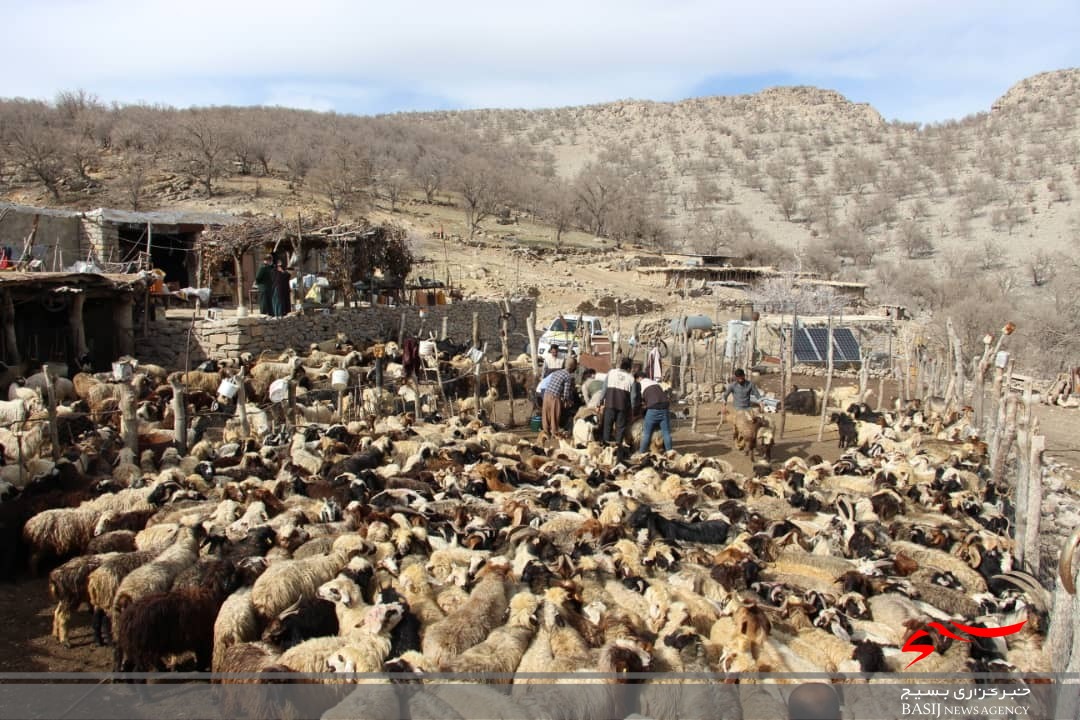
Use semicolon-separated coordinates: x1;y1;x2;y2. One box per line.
2;374;1079;674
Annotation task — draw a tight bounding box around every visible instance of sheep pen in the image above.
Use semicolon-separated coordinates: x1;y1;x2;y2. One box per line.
0;335;1078;720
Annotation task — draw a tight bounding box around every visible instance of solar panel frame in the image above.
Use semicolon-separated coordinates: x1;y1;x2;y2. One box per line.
793;327;862;364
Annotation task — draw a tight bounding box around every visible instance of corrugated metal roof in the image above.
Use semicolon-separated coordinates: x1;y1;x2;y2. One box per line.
83;207;240;226
0;202;240;227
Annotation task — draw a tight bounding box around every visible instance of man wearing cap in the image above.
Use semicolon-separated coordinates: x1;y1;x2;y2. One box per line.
542;356;577;438
721;368;763;410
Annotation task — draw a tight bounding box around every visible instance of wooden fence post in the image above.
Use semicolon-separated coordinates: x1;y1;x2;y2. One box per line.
170;375;188;454
41;365;61;460
236;368;249;439
120;385;138;456
500;310;515;427
817;313;835;442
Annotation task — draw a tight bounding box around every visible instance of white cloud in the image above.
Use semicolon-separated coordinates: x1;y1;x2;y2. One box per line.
3;0;1078;120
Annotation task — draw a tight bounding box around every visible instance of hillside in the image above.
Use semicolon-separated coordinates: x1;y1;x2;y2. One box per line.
0;70;1078;372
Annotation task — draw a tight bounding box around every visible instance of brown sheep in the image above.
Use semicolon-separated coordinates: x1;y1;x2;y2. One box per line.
731;410;766;457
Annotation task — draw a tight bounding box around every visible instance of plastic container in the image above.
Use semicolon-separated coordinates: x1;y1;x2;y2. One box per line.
419;340;437;358
217;377;240;399
529;415;542;432
268;378;289;404
995;351;1010;369
112;361;133;382
330;369;349;391
669;315;713;334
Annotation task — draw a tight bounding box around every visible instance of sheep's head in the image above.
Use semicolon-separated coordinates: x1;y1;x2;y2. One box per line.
318;577;361;608
360;602;404;634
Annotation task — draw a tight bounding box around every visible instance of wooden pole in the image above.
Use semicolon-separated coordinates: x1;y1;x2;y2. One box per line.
1014;379;1033;571
397;311;407;346
236;368;250;439
440;316;448;341
817;312;835;442
990;392;1017;486
286;380;297;428
614;300;622;367
170;375;188;454
690;336;699;433
1026;429;1045;576
472;312;480;349
974;335;994;433
500;310;515;427
526;313;539;390
295;212;305;309
2;290;19;365
68;293;87;365
41;365;61;460
120;385;138;456
778;321;788;440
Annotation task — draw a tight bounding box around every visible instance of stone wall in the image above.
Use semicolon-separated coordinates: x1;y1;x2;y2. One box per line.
137;298;538;366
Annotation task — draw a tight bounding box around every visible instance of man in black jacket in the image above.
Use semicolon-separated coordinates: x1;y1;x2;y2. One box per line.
255;255;275;315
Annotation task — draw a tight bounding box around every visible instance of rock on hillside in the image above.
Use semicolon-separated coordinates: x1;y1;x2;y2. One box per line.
993;68;1080;112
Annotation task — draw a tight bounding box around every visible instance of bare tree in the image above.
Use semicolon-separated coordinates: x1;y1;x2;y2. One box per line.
1029;249;1057;287
8;103;66;200
894;219;934;259
537;182;578;249
310;141;372;222
177;110;230;197
573;162;620;237
767;180;799;221
120;158;148;211
413;153;446;203
456;158;500;241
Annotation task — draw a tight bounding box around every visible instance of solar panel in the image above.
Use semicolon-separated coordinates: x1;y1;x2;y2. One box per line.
793;328;861;364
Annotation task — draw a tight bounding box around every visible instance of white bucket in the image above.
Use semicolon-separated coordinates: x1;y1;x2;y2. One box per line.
217;376;240;399
269;378;289;403
330;369;349;391
112;361;133;382
419;340;437;358
467;347;484;364
995;351;1010;369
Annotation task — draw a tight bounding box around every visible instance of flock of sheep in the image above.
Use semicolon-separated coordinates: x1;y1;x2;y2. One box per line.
0;335;1073;719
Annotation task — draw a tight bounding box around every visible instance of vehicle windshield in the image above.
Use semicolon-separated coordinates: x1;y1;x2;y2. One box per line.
546;318;601;333
548;318;578;333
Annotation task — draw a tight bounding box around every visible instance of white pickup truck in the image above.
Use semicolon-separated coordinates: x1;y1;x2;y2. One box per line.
537;315;614;371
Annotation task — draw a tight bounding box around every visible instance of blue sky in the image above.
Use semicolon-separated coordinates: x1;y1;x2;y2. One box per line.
3;0;1078;122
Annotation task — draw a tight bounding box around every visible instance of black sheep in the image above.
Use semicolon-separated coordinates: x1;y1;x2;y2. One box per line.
114;560;238;672
830;412;858;449
628;505;729;545
260;597;339;650
379;587;422;658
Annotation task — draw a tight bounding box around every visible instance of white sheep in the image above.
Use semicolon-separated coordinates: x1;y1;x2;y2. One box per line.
212;587;260;673
444;591;539;673
111;527;201;629
420;561;511;668
250;549;351;621
325;603;403;674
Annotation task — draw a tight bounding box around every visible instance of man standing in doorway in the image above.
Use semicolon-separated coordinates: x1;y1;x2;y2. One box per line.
272;261;292;317
255;255;275;315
